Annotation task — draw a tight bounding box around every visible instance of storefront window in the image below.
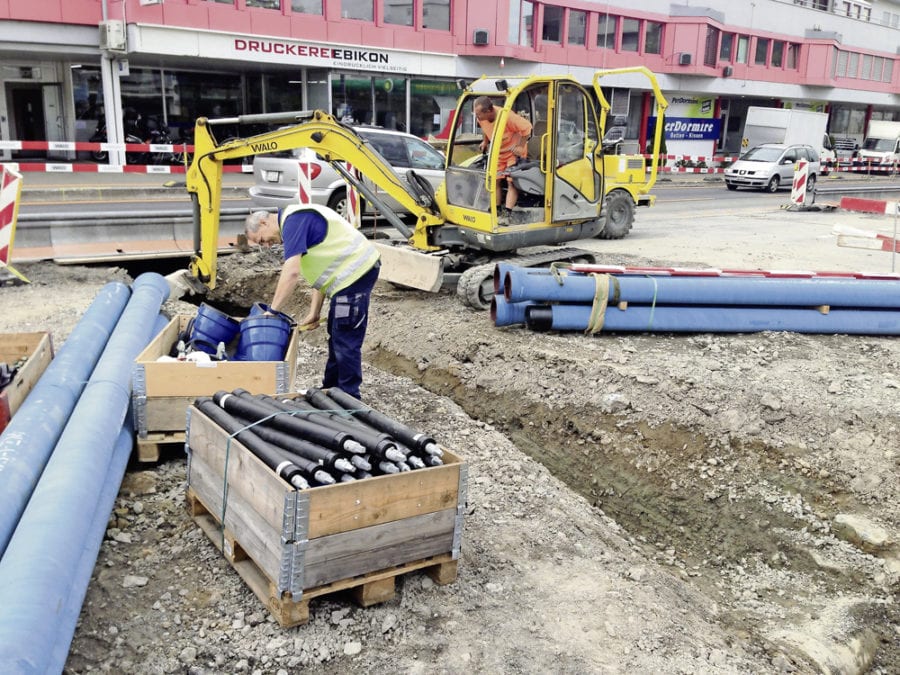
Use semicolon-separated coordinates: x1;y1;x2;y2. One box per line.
409;79;464;138
264;75;304;114
73;67;104;141
423;0;449;30
385;0;413;26
292;0;322;13
342;0;373;20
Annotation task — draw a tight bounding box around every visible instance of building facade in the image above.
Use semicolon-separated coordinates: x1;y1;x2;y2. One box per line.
1;0;899;163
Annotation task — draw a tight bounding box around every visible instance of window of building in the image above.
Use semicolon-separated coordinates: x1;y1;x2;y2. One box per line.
342;0;373;20
847;51;859;77
719;33;734;61
292;0;322;13
861;54;873;79
736;35;750;63
754;38;769;65
787;43;800;69
509;1;534;45
771;41;784;68
597;13;617;49
884;59;894;82
621;18;640;52
423;0;449;29
542;5;563;43
645;21;662;55
246;0;280;8
704;26;719;66
568;9;586;46
385;0;413;26
835;49;848;77
206;0;234;4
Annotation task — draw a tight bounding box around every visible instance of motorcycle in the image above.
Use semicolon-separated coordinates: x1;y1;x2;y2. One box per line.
89;112;179;165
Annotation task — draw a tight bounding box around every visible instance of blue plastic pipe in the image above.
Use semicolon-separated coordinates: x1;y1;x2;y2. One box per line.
0;281;132;559
504;266;900;308
493;262;553;295
525;303;900;335
46;423;133;673
491;295;535;327
0;272;169;674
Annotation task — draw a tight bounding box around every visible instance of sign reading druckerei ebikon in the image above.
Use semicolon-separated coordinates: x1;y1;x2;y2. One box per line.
647;116;722;141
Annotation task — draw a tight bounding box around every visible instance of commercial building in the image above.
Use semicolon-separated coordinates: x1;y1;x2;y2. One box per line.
1;0;898;164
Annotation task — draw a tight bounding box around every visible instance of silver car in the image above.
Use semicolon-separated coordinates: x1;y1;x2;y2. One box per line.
724;143;820;193
249;126;445;219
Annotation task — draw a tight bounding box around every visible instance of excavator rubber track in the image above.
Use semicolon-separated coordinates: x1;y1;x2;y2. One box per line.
456;246;597;310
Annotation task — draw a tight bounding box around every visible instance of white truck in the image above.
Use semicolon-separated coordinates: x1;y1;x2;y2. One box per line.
858;119;900;169
741;106;836;170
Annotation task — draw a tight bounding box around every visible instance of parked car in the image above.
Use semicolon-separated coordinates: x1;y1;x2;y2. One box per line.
249;126;446;219
724;143;821;193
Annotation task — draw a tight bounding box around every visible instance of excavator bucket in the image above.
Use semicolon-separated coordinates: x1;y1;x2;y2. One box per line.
373;241;445;293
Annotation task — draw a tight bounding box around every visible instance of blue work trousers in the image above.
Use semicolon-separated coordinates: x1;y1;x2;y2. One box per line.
323;263;379;400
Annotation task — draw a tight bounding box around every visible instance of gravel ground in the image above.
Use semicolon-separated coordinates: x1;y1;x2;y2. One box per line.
1;200;898;674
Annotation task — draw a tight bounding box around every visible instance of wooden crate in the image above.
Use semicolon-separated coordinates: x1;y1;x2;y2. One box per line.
185;404;467;627
131;315;298;461
0;332;53;434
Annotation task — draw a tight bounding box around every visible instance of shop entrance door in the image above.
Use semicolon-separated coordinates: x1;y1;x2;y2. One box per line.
6;82;65;159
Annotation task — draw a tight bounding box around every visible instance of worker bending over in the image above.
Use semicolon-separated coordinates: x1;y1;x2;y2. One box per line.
245;205;380;400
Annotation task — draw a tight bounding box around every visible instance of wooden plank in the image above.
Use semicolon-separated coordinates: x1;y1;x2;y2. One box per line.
0;332;52;418
186;469;286;586
144;396;195;432
135;430;185;463
351;577;395;607
303;509;456;588
188;409;291;535
305;461;460;538
134;315;184;365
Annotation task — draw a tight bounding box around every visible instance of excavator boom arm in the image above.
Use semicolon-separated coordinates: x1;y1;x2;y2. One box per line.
185;109;444;289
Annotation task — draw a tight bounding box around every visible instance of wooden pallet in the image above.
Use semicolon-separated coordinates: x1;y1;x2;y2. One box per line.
134;431;185;463
187;489;458;627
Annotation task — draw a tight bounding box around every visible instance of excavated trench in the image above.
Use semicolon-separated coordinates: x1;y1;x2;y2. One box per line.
368;345;899;673
201;256;897;673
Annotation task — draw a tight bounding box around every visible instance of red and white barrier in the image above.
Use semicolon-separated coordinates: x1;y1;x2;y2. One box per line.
839;196;900;215
791;159;809;207
833;225;900;254
345;162;361;229
0;165;28;282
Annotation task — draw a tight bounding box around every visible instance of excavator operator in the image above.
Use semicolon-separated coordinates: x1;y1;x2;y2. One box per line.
474;96;533;222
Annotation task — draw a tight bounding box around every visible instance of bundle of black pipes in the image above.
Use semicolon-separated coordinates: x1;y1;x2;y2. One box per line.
197;388;444;488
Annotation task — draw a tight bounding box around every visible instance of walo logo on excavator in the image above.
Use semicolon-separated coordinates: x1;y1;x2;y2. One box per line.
251;141;279;153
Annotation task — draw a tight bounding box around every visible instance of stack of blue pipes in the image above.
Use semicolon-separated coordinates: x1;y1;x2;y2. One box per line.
491;262;900;335
0;273;171;673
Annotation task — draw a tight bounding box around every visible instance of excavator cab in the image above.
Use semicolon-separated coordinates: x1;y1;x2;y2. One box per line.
439;76;605;249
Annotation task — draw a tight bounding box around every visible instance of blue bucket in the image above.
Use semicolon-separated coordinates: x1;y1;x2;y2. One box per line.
191;303;240;354
249;302;297;327
235;314;292;362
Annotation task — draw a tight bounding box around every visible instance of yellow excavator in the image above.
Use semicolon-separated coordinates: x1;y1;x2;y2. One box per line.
184;66;668;309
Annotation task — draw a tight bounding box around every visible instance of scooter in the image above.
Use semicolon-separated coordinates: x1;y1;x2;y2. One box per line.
89;115;145;163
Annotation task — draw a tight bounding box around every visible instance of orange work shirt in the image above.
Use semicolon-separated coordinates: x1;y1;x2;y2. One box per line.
478;106;533;170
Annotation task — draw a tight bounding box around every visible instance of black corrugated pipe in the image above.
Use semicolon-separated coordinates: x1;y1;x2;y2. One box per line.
312;387;444;458
227;408;360;475
299;390;431;469
211;390;365;455
195;398;316;488
264;394;407;464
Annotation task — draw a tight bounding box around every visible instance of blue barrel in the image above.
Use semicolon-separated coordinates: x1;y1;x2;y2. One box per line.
190;303;240;354
235;314;292;361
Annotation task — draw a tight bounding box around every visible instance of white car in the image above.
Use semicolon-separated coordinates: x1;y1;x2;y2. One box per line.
724;143;821;193
249;126;446;219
